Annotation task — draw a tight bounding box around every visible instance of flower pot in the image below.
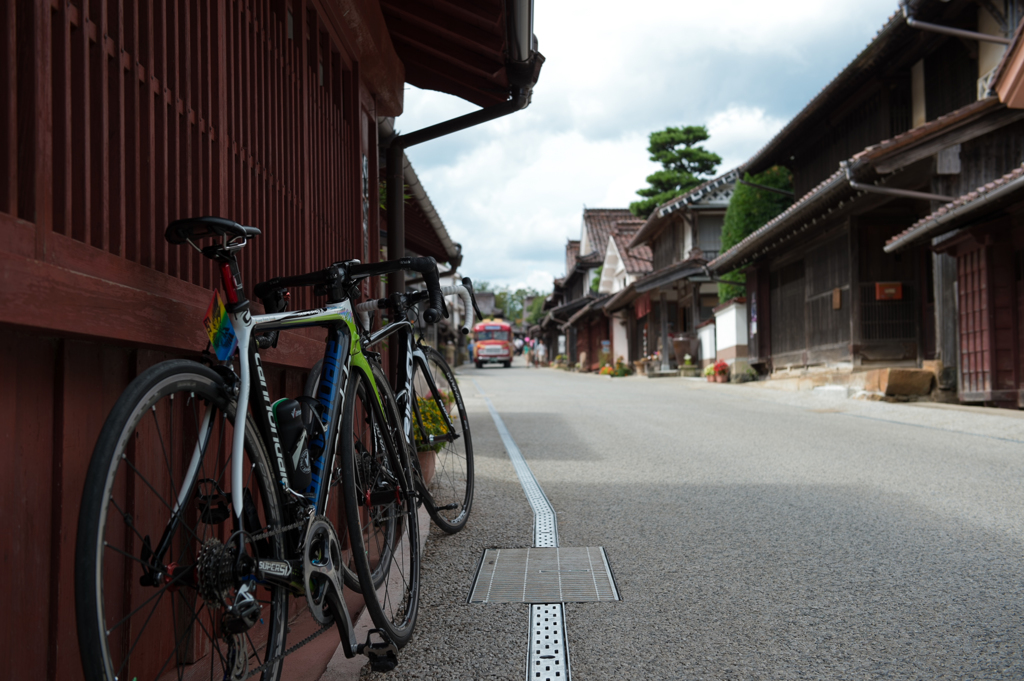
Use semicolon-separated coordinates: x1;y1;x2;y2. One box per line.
715;374;727;383
706;375;713;382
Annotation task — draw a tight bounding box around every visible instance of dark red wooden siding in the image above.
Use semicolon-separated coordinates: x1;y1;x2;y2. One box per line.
0;2;393;679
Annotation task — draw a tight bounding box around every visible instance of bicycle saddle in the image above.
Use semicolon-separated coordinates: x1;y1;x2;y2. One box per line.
165;216;261;245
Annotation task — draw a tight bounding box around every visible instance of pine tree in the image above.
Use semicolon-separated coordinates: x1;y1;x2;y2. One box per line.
630;126;722;218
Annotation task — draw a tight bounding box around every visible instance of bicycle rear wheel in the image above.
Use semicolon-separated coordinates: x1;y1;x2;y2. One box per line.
411;346;474;534
76;360;288;681
340;365;420;647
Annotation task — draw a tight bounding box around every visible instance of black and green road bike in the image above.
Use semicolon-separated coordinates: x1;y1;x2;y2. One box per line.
307;278;482;536
75;217;446;680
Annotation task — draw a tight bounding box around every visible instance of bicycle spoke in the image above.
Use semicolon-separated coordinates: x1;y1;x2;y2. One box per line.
116;587;167;679
150;403;177;502
105;565;194;635
121;456;202;545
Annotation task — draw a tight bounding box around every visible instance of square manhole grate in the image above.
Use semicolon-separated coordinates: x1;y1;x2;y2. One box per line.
468;547;620;604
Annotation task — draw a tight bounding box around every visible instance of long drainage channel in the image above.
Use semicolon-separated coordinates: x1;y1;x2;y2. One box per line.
475;383;570;681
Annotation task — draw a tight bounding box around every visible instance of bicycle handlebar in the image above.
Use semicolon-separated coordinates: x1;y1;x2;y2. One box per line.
355;284;474;334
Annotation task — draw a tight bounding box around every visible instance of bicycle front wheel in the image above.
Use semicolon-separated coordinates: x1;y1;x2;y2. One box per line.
412;346;474;534
340;365;420;647
75;359;288;681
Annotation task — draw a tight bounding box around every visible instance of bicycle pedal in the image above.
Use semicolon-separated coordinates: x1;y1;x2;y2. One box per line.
359;630;398;672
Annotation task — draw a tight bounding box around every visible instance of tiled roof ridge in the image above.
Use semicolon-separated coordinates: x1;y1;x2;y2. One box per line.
656;167;741;218
709;167;847;271
885;162;1024;250
853;97;1000;162
628;167;741;249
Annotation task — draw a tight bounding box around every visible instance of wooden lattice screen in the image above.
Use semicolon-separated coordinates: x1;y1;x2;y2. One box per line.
3;0;375;331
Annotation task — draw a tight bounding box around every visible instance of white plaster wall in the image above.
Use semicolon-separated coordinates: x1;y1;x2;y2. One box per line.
715;301;748;362
612;313;629;361
698;324;716;364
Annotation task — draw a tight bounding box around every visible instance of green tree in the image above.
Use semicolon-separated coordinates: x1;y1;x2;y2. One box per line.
718;166;794;301
525;295;546;325
630;125;722;218
590;265;603;293
481;286;542;324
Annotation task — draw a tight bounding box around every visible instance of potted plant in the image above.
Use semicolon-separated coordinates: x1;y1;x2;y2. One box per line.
414;395;450;453
713;360;730;383
703;364;715;382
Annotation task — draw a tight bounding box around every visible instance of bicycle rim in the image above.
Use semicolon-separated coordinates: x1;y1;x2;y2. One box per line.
75;360;287;681
412;348;474;534
341;368;420;646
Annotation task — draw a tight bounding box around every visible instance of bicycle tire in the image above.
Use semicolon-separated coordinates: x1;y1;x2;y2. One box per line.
304;358;391;592
76;359;288;681
411;347;475;534
340;365;420;647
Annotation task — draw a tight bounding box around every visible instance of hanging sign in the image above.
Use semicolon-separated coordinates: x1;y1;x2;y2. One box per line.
875;282;903;301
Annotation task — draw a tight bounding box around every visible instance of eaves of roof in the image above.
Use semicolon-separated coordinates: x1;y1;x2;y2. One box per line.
603;282;639;313
634;258;709;293
711;90;1024;272
708;166;858;273
854;97;1024;174
884;163;1024;252
628;168;740;249
564;296;609;328
547;294;595;319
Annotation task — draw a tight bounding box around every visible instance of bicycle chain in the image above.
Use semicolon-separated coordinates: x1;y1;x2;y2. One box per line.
240;515;340;679
244;620;335;679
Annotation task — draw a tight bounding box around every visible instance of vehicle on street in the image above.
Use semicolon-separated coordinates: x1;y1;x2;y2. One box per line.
473;319;513;368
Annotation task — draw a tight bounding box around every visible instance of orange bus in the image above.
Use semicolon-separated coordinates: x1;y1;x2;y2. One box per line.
472;319;513;368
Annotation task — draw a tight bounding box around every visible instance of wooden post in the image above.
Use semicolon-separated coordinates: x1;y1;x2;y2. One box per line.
660;291;670;371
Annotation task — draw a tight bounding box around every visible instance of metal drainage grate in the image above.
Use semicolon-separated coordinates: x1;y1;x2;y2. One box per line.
530;603;569;680
469;547;620;604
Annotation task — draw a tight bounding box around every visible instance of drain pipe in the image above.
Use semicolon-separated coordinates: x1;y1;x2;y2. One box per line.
841;161;955;203
385;86;536;294
901;3;1010;44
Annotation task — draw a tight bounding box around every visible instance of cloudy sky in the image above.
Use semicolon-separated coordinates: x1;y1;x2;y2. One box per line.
397;0;899;292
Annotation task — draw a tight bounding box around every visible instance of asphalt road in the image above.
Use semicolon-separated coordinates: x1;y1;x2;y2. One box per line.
342;357;1024;680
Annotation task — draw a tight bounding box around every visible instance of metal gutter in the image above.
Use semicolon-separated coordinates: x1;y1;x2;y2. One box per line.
901;3;1011;45
841;161;955;203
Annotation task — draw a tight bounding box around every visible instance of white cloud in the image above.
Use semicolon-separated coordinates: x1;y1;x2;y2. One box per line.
399;0;900;290
707;106;789;172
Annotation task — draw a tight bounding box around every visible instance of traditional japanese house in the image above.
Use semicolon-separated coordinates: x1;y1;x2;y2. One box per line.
595;219;652;362
555;208;632;370
606;170;738;368
0;1;542;677
883;21;1024;408
709;0;1021;386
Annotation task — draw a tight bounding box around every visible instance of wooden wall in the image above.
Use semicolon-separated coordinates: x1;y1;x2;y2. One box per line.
0;1;396;678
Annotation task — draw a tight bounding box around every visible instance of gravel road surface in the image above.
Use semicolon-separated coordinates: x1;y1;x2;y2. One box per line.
326;358;1024;680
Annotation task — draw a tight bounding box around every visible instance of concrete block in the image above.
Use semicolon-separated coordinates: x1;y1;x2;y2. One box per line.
813;385;851;398
881;368;935;396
